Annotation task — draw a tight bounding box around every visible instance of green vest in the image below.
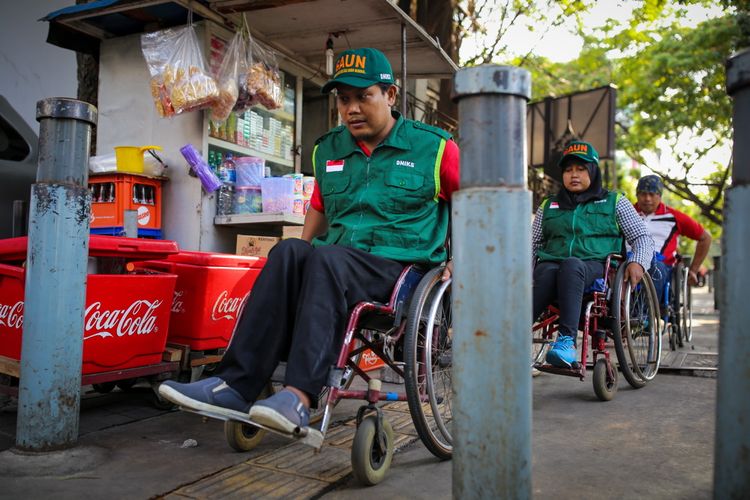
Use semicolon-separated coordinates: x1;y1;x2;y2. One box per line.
311;113;451;265
537;191;623;262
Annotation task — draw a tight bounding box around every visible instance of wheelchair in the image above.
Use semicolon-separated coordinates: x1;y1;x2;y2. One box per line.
532;254;662;401
222;263;452;485
657;256;693;350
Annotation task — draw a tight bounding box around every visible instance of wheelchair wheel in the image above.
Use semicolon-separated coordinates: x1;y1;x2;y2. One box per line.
680;268;693;343
592;358;618;401
404;266;453;460
612;263;661;388
351;414;394;486
224;382;273;452
672;262;686;348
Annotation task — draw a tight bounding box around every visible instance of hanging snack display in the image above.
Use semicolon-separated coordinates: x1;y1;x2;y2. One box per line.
243;32;283;111
141;22;218;117
209;30;243;122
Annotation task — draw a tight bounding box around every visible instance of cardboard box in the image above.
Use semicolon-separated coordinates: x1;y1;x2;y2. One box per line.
281;225;304;240
237;235;279;258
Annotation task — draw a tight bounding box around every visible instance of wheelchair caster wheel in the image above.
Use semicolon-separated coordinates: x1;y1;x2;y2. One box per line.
351;414;394;485
224;420;266;452
593;359;618;401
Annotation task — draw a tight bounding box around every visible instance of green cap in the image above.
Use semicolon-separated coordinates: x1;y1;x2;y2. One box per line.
559;140;599;167
321;48;395;94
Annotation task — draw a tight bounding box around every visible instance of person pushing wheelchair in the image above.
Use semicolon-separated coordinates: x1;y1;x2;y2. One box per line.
532;141;654;368
159;47;459;434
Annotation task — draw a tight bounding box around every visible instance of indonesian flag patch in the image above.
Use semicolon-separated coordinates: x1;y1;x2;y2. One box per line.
326;159;345;172
550;201;560;209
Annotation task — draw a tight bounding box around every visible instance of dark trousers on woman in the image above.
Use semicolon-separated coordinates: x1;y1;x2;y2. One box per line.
216;238;405;403
533;257;604;338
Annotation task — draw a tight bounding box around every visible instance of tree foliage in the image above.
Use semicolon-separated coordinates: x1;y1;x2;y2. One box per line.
452;1;744;227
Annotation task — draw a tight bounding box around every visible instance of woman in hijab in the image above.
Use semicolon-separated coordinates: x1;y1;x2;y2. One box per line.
532;141;654;368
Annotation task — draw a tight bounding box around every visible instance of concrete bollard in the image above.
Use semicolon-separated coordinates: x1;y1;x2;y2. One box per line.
714;47;750;498
16;98;97;451
452;65;532;499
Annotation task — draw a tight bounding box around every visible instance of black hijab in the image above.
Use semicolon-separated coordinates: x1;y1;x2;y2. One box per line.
556;158;608;210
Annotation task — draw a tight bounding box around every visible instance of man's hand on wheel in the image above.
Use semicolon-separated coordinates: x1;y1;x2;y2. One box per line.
624;262;644;287
688;268;699;286
441;260;453;281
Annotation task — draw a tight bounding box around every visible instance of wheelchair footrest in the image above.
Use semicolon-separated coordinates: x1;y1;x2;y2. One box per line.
179;405;325;449
534;363;585;379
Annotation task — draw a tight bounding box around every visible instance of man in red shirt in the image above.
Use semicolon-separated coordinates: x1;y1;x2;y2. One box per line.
634;175;712;302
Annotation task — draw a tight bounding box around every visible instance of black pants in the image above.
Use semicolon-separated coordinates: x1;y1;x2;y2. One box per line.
533;258;604;338
217;239;405;402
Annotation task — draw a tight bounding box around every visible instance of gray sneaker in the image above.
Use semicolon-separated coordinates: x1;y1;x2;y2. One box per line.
248;389;310;434
158;377;252;420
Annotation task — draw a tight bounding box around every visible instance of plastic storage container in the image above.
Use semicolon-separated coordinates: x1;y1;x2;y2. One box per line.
0;236;179;374
235;156;265;187
135;251;267;350
234;186;262;214
261;177;295;214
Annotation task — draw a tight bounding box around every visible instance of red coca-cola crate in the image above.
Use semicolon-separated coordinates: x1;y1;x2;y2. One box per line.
0;235;178;262
0;236;178;374
136;251;267;351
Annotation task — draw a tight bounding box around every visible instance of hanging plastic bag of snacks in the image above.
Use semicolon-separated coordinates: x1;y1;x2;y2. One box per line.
141;27;181;117
233;18;256;113
141;15;218;116
209;30;243;122
245;35;283;110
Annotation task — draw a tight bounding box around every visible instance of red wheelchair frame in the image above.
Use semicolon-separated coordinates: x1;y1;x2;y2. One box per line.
532;254;661;401
223;263;453;485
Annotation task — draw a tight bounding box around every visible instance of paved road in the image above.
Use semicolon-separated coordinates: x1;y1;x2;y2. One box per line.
0;287;719;499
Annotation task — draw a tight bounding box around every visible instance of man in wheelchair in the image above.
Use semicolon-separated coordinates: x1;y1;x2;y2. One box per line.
633;174;712;306
532;141;654;368
159;47;459;434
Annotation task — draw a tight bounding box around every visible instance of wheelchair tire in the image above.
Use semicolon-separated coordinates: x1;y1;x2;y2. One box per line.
404;266;453;461
593;358;618;401
612;263;661;388
224;382;272;452
224;421;266;452
681;269;693;343
351;414;394;486
672;262;685;348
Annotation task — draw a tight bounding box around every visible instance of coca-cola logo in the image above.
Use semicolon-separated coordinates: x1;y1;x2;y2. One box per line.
0;301;24;330
211;290;243;321
171;290;186;314
137;206;151;225
83;299;162;340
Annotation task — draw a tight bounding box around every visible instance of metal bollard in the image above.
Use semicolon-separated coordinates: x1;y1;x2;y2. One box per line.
715;47;750;498
452;65;532;499
16;98;97;451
